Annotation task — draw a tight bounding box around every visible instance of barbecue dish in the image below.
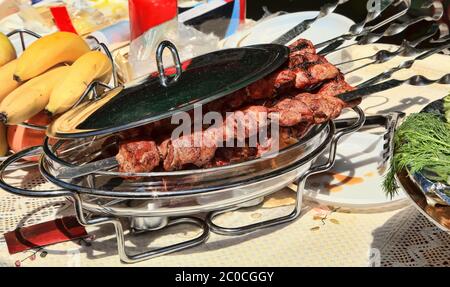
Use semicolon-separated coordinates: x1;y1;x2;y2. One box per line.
115;39;358;174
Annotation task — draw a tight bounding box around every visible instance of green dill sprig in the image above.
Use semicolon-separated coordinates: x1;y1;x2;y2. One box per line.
383;112;450;198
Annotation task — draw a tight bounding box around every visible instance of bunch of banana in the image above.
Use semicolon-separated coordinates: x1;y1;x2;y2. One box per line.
0;66;70;125
0;32;16;156
46;51;113;115
14;31;90;82
0;31;92;125
0;30;114;157
0;32;16;67
0;59;20;101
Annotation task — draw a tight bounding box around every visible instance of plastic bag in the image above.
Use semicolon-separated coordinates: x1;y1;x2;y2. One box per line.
128;21;220;80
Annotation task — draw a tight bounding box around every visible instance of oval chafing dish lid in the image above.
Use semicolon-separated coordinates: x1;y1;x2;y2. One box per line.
47;44;289;139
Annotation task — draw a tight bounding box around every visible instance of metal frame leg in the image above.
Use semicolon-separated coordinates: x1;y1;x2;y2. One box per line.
206;106;365;236
71;193;209;264
206;170;310;236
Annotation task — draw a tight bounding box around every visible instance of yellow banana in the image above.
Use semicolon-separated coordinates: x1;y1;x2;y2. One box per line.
0;32;16;67
0;123;8;156
14;32;90;82
46;51;112;115
0;66;70;125
0;59;20;101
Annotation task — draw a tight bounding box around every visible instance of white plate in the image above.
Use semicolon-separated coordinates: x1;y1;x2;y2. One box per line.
304;132;408;210
222;11;355;48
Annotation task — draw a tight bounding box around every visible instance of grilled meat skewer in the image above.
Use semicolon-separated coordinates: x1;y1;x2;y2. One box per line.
117;77;355;173
116;39;352;174
205;122;311;168
119;39;340;142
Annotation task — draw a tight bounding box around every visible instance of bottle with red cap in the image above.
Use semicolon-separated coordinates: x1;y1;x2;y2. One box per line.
129;0;178;41
128;0;178;78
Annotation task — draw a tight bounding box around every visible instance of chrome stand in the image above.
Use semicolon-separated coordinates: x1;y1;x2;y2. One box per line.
206;106;365;236
72;193;209;263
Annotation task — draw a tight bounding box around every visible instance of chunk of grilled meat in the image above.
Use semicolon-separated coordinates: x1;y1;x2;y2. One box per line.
288;52;340;90
207;146;258;167
243;39;338;101
269;75;355;126
159;129;218;171
256;122;312;157
204;122;312;167
116;140;160;173
289;39;316;55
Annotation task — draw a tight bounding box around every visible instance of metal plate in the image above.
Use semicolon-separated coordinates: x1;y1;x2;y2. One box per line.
397;169;450;233
47;44;289;139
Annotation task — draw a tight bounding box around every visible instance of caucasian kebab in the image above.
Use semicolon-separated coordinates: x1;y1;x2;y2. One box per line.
115;39;360;174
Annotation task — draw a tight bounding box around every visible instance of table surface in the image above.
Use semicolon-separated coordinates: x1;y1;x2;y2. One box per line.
1;44;450;267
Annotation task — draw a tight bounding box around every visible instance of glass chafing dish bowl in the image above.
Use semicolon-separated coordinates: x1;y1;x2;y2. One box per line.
0;107;364;217
38;123;331;217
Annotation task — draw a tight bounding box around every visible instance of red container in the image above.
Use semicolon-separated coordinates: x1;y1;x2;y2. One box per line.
128;0;178;40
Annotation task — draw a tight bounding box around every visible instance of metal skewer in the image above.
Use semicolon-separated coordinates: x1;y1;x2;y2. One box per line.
338;70;450;103
340;24;440;74
316;0;410;52
321;0;443;55
335;41;450;103
430;27;450;54
335;22;439;66
346;0;399;35
271;0;351;45
357;41;450;88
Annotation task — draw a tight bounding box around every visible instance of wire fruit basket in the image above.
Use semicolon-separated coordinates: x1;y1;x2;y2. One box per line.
0;29;118;170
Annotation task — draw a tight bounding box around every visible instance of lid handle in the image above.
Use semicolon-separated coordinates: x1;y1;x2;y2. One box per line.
156;40;182;87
